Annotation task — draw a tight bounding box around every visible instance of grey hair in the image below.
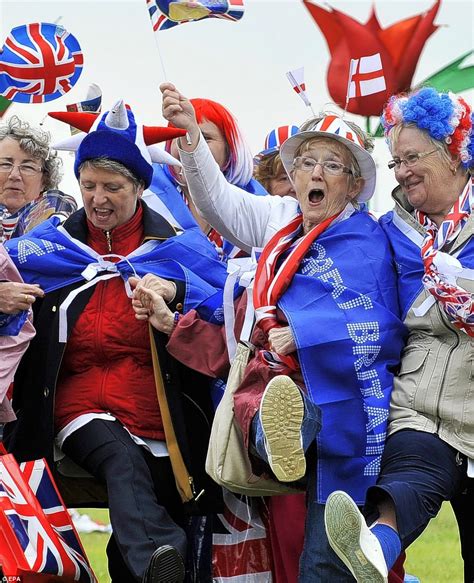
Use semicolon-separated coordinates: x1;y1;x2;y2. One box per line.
0;115;62;191
78;158;146;192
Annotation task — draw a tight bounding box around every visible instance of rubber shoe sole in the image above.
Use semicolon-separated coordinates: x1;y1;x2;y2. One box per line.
260;375;305;482
325;491;388;583
143;545;185;583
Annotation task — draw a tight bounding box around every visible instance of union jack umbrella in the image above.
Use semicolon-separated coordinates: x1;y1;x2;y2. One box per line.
146;0;244;32
0;454;97;581
0;23;83;104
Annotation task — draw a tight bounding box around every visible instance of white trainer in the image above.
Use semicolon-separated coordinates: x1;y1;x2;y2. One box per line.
324;490;388;583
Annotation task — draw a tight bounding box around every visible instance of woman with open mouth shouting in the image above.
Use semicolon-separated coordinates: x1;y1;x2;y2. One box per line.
158;82;406;581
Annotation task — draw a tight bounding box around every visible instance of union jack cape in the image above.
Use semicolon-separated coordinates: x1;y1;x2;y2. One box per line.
0;453;96;581
0;23;83;103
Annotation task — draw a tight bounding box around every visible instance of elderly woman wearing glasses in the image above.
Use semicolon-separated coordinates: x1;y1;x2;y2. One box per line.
0;116;76;242
325;88;474;583
144;83;407;581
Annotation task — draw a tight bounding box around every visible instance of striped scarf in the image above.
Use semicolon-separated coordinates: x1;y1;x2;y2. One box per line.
253;211;339;370
416;178;474;336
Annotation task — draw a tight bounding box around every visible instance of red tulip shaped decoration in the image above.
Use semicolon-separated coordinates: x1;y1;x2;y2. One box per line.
303;0;441;117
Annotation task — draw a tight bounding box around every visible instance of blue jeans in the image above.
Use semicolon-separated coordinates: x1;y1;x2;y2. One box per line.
366;429;474;582
251;391;353;581
299;470;355;582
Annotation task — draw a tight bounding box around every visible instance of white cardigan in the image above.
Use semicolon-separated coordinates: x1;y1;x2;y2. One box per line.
179;134;300;253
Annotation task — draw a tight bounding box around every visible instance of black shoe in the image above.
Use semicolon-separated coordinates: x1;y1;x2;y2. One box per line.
142;545;185;583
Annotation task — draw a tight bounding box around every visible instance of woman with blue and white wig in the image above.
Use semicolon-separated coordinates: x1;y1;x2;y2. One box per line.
325;88;474;583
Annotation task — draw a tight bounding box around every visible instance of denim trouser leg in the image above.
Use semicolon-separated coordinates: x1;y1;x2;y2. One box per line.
298;470;355;582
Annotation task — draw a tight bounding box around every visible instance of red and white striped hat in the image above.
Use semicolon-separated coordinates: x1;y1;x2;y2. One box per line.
280;115;376;202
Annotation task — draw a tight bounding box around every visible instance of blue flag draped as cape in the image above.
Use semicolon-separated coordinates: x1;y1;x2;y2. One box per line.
380;210;474;319
5;217;227;338
278;212;406;503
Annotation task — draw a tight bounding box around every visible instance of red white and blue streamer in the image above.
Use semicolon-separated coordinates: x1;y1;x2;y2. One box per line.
416;178;474;335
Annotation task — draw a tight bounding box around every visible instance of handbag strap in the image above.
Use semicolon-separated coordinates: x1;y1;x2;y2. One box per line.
224;256;258;361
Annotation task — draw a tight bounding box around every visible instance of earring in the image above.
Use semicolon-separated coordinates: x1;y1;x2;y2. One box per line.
450;166;457;175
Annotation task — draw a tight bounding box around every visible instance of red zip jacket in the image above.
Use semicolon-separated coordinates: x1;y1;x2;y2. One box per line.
54;205;165;440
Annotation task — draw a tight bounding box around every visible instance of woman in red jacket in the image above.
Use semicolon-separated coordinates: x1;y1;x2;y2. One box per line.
3;102;224;583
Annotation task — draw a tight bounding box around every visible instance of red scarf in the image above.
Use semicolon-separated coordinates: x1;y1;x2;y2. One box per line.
253;212;339;370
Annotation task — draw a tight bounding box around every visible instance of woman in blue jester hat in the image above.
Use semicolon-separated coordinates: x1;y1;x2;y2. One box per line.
325;87;474;583
142;82;406;582
3;100;229;583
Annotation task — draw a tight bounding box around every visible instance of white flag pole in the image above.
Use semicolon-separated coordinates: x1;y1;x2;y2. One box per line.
152;29;168;82
286;70;316;116
343;59;356;115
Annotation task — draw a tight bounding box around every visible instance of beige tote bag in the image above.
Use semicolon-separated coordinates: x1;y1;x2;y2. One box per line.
205;341;301;497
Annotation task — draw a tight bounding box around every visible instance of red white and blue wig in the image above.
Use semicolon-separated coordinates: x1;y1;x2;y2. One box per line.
382;87;473;171
166;97;253;187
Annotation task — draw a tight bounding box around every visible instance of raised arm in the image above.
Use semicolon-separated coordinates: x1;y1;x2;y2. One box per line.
160;82;292;252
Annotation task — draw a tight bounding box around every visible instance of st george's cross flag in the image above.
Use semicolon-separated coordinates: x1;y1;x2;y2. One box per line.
0;454;97;581
346;53;386;100
0;23;83;103
146;0;244;32
286;66;312;107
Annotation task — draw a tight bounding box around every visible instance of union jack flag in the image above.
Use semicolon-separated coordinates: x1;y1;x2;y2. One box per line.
212;491;272;581
146;0;244;32
417;178;474;336
0;23;83;104
0;454;97;581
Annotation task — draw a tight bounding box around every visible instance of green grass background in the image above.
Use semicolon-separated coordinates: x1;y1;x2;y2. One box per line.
81;503;463;582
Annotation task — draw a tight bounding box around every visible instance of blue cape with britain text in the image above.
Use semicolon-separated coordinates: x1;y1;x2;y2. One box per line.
5;217;227;332
279;211;406;503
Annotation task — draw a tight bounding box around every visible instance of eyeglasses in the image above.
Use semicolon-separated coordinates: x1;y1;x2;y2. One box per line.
293;156;352;176
387;149;438;171
0;161;43;176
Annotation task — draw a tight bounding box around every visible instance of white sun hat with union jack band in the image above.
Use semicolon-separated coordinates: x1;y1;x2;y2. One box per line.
280;115;376;202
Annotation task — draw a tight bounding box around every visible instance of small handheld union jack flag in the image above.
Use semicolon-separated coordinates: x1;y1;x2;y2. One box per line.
0;454;97;581
0;23;83;104
146;0;244;32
